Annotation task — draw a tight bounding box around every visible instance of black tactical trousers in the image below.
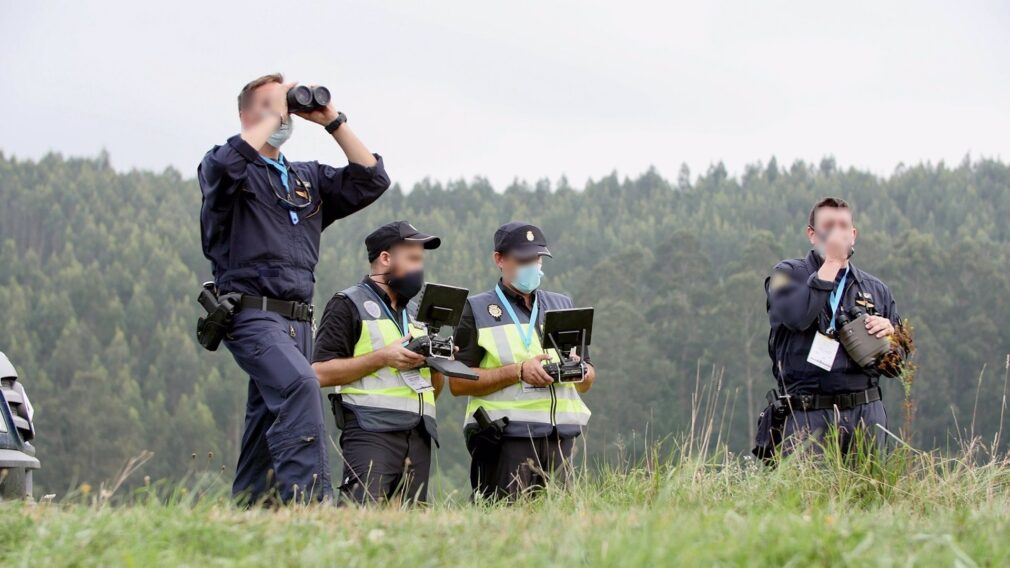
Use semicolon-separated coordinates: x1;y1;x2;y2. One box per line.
781;400;887;458
337;411;432;505
471;433;574;501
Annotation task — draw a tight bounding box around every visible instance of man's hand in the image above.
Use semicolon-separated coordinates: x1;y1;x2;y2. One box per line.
816;228;854;281
521;354;555;387
239;81;295;149
378;336;426;370
822;229;853;264
288;85;378;167
268;81;295;119
292;85;338;126
864;315;894;338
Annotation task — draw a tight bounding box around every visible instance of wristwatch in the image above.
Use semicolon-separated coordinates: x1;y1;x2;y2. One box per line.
324;112;347;134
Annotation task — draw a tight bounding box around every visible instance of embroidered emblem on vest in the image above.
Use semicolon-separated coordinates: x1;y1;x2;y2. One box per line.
488;303;503;320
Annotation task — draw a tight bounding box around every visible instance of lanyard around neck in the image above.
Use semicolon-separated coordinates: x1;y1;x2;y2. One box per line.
495;284;539;350
363;283;409;338
260;155;305;225
828;267;849;332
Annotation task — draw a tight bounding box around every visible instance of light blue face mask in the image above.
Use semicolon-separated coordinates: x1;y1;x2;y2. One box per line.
267;116;294;148
513;262;543;294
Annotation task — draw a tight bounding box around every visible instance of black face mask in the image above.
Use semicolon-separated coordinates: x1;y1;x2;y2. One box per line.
384;268;424;300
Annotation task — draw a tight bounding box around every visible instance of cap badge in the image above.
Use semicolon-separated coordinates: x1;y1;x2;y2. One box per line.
526;230;535;242
488;304;503;320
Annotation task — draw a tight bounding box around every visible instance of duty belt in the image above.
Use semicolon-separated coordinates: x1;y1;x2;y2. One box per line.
791;387;881;411
239;295;314;322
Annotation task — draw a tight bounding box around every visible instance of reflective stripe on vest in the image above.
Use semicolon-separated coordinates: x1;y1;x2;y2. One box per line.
463;288;591;429
335;285;435;423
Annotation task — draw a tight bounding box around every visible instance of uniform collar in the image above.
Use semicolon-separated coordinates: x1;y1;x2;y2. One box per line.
805;249;864;285
260;153;286;167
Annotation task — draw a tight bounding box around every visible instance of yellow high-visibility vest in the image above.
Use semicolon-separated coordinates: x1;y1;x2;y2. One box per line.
463;286;590;438
334;283;436;438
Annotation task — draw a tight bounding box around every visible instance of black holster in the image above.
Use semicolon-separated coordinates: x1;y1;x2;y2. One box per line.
466;407;510;498
752;389;791;463
328;393;346;430
195;282;241;351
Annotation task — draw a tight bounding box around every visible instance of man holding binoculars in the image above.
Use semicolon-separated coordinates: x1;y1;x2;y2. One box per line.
760;197;901;458
197;74;390;504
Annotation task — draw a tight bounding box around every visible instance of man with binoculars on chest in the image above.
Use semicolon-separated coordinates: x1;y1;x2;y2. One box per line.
759;197;902;458
197;73;390;504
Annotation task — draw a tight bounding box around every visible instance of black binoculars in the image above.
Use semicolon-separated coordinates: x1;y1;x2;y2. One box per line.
287;85;331;113
835;307;891;367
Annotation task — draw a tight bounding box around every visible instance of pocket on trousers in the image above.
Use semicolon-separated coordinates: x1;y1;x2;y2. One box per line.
270;431;318;453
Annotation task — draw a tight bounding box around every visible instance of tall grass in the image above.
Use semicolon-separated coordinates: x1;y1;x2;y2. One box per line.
4;365;1010;566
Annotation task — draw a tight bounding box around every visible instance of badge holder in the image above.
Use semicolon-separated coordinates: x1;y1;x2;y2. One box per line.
540;308;595;383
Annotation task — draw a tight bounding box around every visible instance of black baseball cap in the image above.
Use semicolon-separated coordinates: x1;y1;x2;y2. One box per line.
493;221;552;259
366;221;441;262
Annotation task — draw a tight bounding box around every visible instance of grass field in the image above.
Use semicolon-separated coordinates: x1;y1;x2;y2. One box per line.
3;428;1010;567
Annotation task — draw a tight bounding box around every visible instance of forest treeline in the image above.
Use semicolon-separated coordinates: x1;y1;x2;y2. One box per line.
1;151;1008;494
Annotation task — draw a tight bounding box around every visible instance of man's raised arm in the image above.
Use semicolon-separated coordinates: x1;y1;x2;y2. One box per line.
293;97;390;228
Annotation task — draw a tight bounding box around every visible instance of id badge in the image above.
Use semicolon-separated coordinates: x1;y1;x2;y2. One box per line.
807;332;839;371
400;368;433;394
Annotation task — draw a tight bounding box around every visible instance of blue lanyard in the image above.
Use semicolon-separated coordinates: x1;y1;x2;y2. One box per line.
828;268;849;332
495;284;539;350
260;154;299;225
363;284;410;341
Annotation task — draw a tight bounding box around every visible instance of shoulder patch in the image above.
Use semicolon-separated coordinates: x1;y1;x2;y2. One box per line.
768;271;792;291
363;300;382;319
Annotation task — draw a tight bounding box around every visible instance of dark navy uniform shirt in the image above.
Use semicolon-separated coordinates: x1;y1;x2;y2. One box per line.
766;250;900;395
198;135;390;303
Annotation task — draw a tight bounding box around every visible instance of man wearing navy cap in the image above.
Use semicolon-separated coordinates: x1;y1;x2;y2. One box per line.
451;222;596;500
312;221;444;504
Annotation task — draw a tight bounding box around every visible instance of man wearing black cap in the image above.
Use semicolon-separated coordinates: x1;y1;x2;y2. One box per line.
451;222;596;501
311;221;443;504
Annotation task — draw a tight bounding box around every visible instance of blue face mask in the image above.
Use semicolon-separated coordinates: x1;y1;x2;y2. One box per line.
267;116;294;148
512;262;543;294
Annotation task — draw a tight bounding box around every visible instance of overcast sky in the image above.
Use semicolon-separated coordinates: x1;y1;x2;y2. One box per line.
2;1;1008;190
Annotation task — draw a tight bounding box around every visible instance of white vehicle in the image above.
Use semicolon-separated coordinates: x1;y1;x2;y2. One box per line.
0;351;39;500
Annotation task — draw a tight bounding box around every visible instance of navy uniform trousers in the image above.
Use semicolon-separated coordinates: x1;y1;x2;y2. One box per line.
224;309;332;504
781;400;887;457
